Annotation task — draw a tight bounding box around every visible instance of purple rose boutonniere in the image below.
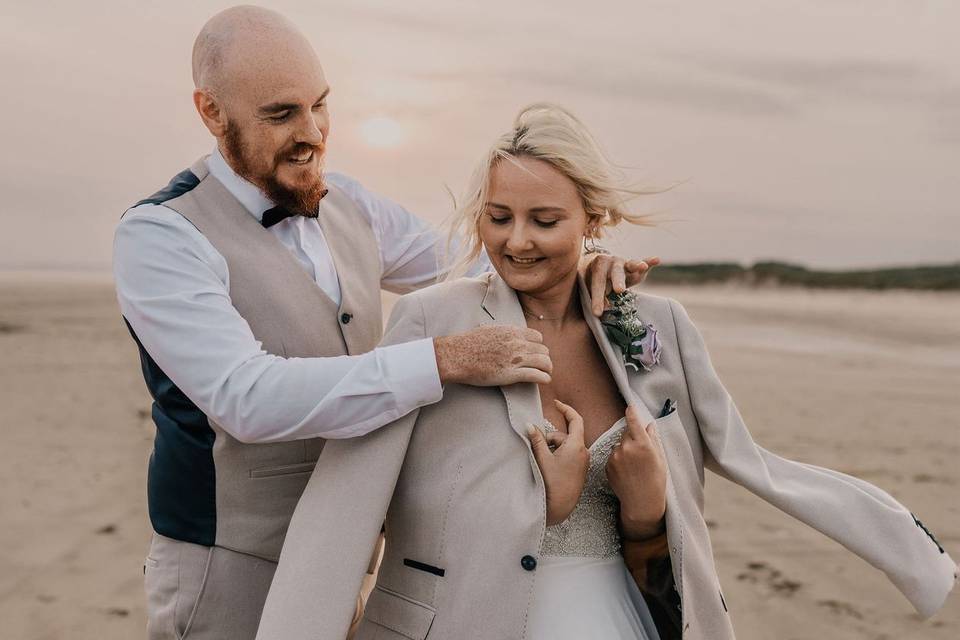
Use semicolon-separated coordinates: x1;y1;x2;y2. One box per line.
600;290;662;372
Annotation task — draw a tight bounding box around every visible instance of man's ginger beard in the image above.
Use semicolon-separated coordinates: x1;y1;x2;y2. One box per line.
223;121;327;217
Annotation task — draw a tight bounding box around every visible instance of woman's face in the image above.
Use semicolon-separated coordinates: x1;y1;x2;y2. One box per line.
479;155;591;297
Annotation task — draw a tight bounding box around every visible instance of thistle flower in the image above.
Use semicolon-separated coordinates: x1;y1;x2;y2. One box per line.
600;291;661;372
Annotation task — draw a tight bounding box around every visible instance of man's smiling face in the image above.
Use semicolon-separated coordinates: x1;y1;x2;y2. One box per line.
193;6;331;216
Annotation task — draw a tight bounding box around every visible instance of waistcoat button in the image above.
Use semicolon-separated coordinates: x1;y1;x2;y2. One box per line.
520;555;537;571
341;313;352;324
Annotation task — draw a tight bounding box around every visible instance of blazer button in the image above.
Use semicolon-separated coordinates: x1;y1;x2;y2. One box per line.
521;555;537;571
341;312;353;324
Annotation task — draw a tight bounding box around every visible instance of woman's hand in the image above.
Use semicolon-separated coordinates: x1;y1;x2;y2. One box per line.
606;405;668;540
528;400;590;526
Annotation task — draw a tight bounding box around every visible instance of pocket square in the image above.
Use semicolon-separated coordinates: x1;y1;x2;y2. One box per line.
658;398;677;418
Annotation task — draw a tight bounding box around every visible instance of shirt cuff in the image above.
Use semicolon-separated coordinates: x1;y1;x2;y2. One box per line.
389;337;443;409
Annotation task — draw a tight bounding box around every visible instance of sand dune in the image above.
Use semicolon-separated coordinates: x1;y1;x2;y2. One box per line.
0;276;956;639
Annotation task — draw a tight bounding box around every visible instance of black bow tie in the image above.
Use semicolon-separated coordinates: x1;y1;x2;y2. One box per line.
260;189;329;229
261;206;295;229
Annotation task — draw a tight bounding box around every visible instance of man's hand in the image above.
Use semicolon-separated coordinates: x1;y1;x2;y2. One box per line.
606;405;667;540
434;325;552;386
528;400;590;526
581;253;662;317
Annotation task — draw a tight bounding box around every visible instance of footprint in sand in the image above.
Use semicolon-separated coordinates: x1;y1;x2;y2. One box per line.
0;322;25;334
736;560;803;596
816;598;863;619
912;473;954;485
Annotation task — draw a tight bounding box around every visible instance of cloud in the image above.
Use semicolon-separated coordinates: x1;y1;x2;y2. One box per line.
316;3;496;40
662;50;957;112
411;62;796;118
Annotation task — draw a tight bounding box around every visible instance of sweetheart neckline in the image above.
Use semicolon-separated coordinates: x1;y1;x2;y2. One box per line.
541;415;628;451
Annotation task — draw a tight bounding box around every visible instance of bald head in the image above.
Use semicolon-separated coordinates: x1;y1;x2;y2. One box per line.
190;5;331;218
192;5;319;98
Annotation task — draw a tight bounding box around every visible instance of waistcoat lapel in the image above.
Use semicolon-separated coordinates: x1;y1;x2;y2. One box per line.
315;187;383;355
179;157;346;357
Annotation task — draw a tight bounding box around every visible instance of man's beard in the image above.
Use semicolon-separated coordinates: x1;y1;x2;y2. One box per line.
223;123;327;218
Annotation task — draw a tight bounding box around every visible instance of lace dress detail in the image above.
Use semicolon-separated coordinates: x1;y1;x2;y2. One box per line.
539;417;627;558
527;416;662;639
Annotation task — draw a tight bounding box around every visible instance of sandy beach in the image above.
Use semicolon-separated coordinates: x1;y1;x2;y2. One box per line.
0;274;957;639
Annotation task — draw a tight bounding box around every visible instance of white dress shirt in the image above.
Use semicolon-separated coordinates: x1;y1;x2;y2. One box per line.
114;149;486;442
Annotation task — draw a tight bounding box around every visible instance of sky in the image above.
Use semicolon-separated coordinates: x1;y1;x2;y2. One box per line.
1;0;957;271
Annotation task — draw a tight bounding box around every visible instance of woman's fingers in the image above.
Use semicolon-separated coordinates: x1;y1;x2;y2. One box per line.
554;399;585;446
544;432;568;449
623;404;653;442
527;426;552;464
644;421;660;448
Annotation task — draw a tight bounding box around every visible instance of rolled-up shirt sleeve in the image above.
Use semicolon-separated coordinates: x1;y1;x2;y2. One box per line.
113;205;442;444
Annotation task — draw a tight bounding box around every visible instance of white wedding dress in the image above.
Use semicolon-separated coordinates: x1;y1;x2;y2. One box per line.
527;417;663;640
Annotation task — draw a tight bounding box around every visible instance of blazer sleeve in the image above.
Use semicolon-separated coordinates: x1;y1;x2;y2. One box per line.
255;294;430;640
668;298;958;619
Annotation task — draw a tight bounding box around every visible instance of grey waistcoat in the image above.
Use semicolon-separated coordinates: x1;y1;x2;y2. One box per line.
128;157;382;561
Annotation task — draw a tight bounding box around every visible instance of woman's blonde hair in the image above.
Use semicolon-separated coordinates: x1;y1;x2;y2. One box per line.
445;102;658;278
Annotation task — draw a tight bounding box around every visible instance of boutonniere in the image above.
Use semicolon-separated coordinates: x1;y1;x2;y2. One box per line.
600;290;662;372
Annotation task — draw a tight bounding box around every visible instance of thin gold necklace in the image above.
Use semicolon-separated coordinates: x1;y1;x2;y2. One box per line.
521;306;564;321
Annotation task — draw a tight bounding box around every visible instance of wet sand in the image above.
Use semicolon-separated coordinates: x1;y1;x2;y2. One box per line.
0;275;956;639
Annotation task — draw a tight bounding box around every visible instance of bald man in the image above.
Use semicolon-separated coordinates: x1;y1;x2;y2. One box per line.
114;6;656;639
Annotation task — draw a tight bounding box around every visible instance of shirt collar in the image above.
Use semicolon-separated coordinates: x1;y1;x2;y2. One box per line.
206;147;275;222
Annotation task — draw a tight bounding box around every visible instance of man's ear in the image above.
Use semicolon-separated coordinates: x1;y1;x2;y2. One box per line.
193;89;228;138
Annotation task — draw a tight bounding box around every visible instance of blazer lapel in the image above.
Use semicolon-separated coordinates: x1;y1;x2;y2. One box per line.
577;276;687;613
479;274;547;443
482;273;688;613
576;276;657;425
479;273;660;439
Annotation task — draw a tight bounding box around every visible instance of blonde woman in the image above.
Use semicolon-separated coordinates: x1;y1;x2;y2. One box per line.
256;105;957;640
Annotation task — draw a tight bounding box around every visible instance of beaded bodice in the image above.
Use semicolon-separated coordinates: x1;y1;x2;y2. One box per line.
540;417;627;558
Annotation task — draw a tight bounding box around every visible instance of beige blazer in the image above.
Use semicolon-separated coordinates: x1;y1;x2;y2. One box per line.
256;272;957;640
